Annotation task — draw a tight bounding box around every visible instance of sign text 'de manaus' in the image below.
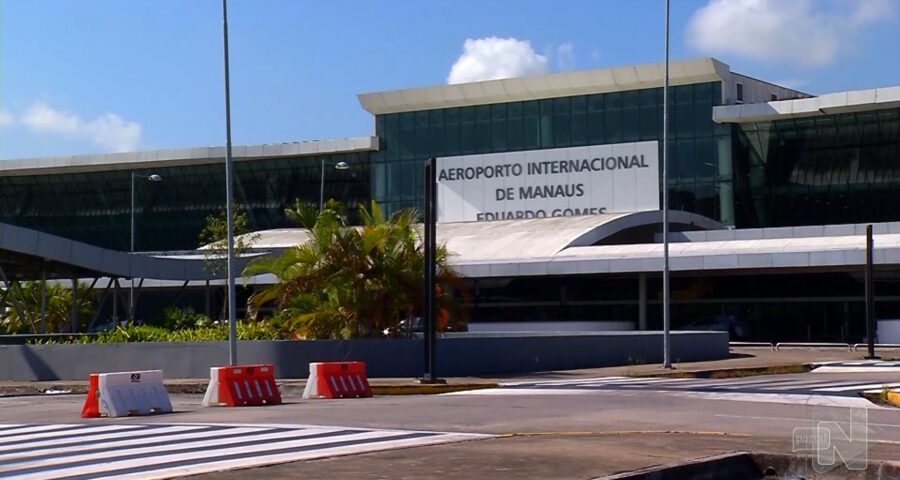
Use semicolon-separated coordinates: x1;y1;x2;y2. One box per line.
436;141;659;222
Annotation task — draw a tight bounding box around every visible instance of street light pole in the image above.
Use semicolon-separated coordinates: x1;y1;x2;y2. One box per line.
222;0;238;366
320;160;350;211
662;0;673;369
130;172;161;324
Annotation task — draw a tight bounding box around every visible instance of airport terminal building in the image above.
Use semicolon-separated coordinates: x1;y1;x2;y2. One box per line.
1;57;899;342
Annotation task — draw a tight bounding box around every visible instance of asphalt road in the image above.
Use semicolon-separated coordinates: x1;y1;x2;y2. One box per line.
1;370;898;479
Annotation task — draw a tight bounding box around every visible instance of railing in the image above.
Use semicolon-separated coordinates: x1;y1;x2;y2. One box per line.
774;342;852;351
729;341;775;350
851;343;900;352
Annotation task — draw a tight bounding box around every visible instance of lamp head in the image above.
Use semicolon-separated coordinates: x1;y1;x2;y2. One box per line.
334;161;350;170
148;174;163;182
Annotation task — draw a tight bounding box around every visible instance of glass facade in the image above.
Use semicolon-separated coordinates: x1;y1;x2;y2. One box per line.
0;152;370;251
468;271;900;342
370;82;735;224
733;108;900;227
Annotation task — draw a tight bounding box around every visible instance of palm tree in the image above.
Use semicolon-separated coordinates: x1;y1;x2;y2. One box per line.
0;281;95;334
245;201;467;339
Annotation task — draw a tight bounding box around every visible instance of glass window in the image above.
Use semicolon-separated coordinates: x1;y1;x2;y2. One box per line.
492;103;508;151
384;114;400;161
539;99;554;148
639;88;659;140
571;96;587;146
476;105;492;152
444;108;461;156
523;101;540;149
399;112;415;160
459;107;476;154
507;102;524;151
553;97;571;147
604;93;622;143
621;90;640;142
588;94;605;144
429;109;444;156
415;111;430;158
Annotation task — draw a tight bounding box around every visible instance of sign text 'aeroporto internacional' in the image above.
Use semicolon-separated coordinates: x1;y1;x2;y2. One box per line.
436;141;659;222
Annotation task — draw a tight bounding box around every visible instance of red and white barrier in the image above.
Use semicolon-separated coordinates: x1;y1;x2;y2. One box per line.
202;364;282;407
302;361;373;399
81;370;173;418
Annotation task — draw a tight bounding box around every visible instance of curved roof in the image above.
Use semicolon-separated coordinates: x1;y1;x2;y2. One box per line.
246;211;725;263
439;211;723;261
0;222;240;281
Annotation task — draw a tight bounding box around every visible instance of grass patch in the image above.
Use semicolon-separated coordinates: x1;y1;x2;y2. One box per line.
650;364;812;379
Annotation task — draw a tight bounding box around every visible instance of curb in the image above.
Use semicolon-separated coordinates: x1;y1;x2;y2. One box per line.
646;363;812;379
0;381;499;398
888;390;900;408
371;383;497;395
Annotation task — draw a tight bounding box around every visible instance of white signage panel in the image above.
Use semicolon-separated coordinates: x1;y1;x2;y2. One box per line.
436;141;659;222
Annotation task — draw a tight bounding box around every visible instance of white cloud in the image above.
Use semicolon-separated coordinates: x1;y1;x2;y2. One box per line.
447;37;548;84
556;42;575;70
851;0;895;25
20;102;141;152
0;108;13;126
686;0;895;67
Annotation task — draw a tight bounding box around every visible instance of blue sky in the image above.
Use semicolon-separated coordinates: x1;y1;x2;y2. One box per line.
1;0;897;159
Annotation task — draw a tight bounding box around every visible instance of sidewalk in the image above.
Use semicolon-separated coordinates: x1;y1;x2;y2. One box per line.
0;347;883;397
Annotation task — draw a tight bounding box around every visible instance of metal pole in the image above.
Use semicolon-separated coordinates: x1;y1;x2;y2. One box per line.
130;172;135;324
320;157;325;211
865;224;878;359
71;276;78;333
422;158;439;382
222;0;238;365
662;0;672;369
40;268;46;334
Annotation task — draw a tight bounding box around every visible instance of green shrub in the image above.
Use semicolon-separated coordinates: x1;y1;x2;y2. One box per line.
149;307;214;330
28;321;283;344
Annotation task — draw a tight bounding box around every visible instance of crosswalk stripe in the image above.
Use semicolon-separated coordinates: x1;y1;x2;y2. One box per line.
103;433;483;480
763;380;869;391
0;423;489;480
4;430;428;480
0;426;267;462
0;424;141;446
814;382;900;392
0;427;357;473
613;378;694;386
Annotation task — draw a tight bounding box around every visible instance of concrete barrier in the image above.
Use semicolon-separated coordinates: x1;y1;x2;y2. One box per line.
0;331;727;381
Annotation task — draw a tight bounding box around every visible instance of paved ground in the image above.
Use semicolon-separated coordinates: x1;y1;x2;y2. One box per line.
2;347;890;396
1;367;898;479
1;350;898;479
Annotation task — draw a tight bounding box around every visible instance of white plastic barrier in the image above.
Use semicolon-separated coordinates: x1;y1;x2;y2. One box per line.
98;370;173;417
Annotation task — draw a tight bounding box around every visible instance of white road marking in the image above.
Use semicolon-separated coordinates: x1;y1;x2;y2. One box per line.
0;423;491;480
713;414;900;427
815;382;900;392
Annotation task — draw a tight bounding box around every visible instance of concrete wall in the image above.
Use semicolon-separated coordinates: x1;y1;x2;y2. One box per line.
0;331;728;381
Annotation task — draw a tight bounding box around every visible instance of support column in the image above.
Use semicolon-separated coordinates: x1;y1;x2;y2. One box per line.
70;277;78;333
716;135;735;226
113;278;119;325
205;280;211;318
638;273;648;330
40;269;47;334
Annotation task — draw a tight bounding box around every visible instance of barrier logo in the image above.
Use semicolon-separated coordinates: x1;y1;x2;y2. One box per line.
130;373;142;383
793;406;868;473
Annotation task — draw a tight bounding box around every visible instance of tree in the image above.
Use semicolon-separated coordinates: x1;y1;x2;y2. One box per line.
198;204;261;275
245;201;467;339
0;281;95;334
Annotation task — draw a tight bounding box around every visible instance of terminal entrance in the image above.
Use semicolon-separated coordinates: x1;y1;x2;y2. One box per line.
464;271;900;343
